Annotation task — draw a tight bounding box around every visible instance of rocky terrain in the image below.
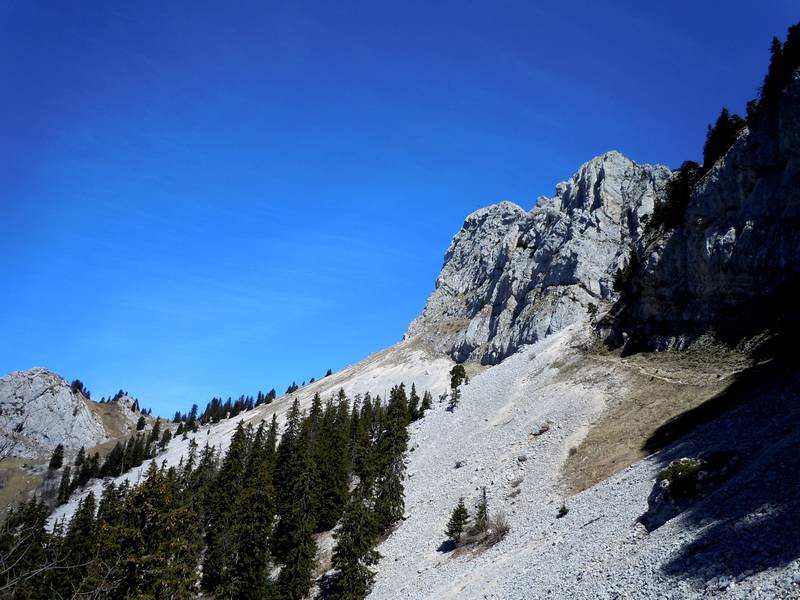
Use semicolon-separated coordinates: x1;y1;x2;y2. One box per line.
0;368;108;459
406;151;671;364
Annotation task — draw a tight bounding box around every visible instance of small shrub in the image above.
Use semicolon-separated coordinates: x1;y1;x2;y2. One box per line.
557;504;569;519
485;511;510;544
568;446;578;457
656;458;704;499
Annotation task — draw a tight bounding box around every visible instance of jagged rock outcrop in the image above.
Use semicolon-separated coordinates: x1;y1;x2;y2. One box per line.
606;73;800;351
0;368;108;459
406;151;671;363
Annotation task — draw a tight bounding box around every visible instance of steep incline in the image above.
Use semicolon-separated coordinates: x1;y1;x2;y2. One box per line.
606;73;800;351
406;151;670;364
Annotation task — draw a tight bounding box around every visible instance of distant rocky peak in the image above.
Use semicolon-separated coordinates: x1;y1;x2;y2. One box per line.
407;151;671;364
0;368;108;459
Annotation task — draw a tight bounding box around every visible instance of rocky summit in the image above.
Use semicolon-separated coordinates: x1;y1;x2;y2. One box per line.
0;368;107;459
406;151;671;364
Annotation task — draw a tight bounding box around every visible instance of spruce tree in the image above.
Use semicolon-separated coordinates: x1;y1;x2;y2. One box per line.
331;487;380;600
119;462;200;598
159;427;173;449
57;465;72;505
373;385;409;531
74;445;85;467
408;383;421;421
57;491;98;596
472;486;488;534
273;428;318;600
48;443;64;470
420;390;433;416
446;497;469;542
232;423;276;599
202;421;249;594
148;417;162;445
314;396;351;531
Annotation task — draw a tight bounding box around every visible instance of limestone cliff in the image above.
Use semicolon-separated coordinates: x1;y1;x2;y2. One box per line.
605;73;800;352
406;151;671;363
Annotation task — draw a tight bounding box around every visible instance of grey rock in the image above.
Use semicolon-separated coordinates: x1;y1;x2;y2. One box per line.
406;151;671;364
0;368;108;458
606;73;800;351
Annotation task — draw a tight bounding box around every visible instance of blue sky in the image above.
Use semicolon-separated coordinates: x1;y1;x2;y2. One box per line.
1;1;796;416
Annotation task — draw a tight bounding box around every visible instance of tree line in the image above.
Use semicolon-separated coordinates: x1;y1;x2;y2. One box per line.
2;383;431;599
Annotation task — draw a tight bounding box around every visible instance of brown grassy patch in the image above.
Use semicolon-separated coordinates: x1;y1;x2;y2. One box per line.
561;344;750;494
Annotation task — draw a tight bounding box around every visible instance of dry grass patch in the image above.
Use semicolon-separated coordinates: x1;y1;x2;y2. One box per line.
561;344;750;494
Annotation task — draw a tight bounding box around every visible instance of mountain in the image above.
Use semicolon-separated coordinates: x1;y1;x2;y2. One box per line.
0;368;148;460
406;151;670;364
0;368;153;512
4;33;800;600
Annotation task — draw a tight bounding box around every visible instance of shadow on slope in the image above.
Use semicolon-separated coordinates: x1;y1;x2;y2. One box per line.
642;344;800;583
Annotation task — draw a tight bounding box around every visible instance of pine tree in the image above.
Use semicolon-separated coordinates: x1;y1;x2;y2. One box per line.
420;390;433;416
202;421;249;594
273;428;318;600
136;415;146;431
57;465;72;505
331;487;380;600
472;486;488;534
408;383;421;421
48;443;64;470
231;423;276;599
74;445;85;467
446;497;469;542
373;385;408;532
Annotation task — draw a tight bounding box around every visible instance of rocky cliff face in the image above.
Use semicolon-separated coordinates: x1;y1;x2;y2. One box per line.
406;151;671;363
0;368;108;459
605;73;800;352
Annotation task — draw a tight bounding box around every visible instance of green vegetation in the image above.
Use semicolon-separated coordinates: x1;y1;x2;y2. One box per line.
2;383;428;600
445;497;470;542
447;364;468;412
47;444;64;471
656;458;705;499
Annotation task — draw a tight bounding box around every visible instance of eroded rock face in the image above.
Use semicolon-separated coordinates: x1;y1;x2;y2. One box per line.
0;368;108;459
406;151;671;363
607;73;800;351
